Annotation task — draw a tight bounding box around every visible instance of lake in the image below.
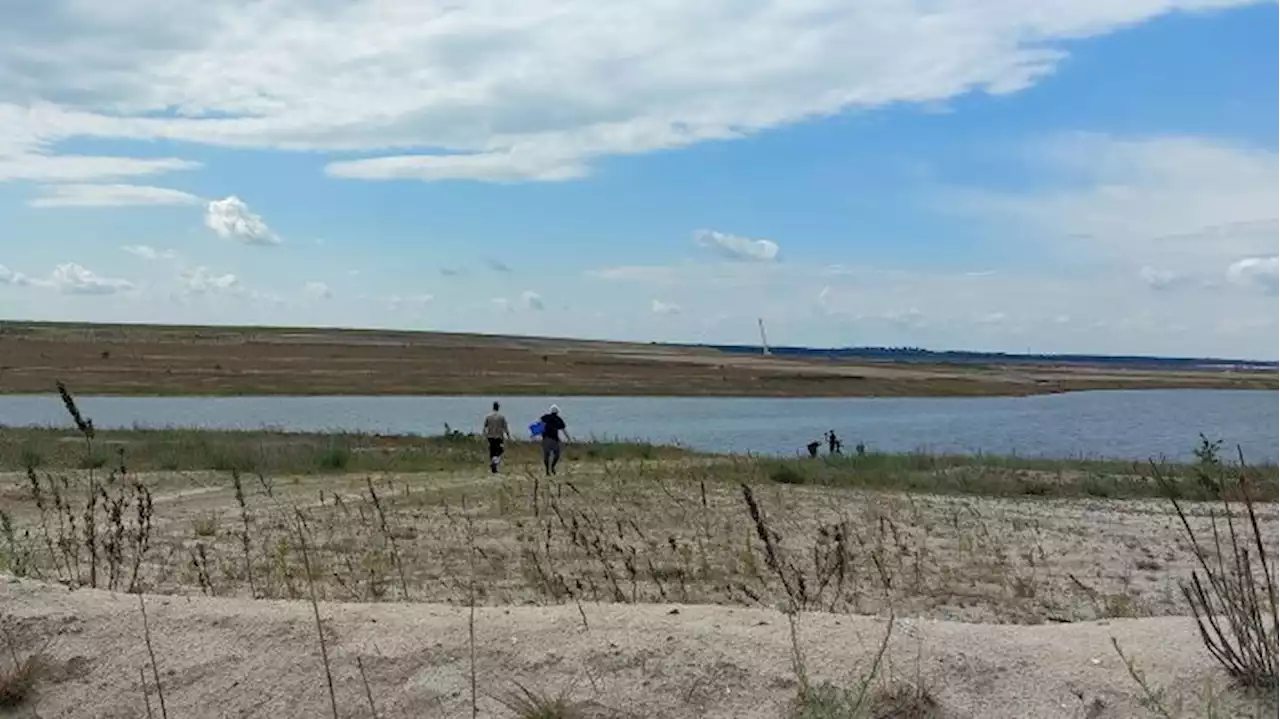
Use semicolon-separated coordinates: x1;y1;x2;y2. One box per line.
0;389;1275;462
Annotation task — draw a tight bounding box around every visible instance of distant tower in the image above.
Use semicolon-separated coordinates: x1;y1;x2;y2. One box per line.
758;318;771;356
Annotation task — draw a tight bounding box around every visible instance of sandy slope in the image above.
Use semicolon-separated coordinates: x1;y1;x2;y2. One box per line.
2;577;1272;719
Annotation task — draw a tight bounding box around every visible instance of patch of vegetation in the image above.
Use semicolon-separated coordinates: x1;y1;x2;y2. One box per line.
496;682;584;719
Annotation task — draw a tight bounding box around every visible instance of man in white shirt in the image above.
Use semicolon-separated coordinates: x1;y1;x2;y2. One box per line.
483;401;511;474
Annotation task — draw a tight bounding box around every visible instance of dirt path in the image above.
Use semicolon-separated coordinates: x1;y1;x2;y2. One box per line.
1;575;1270;719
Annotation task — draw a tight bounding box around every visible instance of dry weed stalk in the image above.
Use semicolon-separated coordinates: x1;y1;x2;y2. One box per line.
137;594;169;719
366;476;409;600
139;665;155;719
1153;454;1278;689
295;509;340;719
231;470;257;598
356;655;379;719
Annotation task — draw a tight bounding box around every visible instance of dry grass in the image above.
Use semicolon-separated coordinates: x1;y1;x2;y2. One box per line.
4;453;1276;624
496;682;587;719
0;621;53;710
0;647;45;709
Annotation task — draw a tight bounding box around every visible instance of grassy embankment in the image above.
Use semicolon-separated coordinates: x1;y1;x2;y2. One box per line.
2;425;1274;502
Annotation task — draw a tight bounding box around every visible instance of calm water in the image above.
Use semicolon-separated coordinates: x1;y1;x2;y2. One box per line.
0;390;1274;462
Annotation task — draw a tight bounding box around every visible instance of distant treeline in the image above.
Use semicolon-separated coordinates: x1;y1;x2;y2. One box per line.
702;344;1278;371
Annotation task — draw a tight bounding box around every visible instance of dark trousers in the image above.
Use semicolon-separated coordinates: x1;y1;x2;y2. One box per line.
540;437;562;474
487;438;505;473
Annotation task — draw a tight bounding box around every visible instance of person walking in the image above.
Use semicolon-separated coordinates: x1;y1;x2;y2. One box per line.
538;404;571;476
483;401;511;474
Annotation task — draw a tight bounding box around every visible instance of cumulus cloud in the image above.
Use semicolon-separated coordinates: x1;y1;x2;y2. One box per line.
1227;256;1279;294
486;257;513;273
122;245;178;261
694;230;780;262
0;265;33;286
303;281;333;300
521;290;545;311
48;263;134;295
0;1;1256;183
651;299;681;315
180;266;239;294
29;184;201;208
204;196;280;246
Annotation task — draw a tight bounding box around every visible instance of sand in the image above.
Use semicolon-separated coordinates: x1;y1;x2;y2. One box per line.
1;575;1273;719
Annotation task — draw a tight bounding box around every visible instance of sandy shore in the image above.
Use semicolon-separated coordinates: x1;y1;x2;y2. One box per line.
2;576;1272;719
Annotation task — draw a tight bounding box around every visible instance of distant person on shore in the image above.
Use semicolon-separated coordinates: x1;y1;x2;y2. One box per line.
806;440;821;458
538;404;571;476
826;430;843;455
483;401;511;474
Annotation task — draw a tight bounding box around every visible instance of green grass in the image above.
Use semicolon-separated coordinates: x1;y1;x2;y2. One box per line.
0;426;691;474
737;451;1279;502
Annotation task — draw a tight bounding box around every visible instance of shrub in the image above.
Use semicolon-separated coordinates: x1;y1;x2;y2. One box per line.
316;442;351;471
767;462;808;485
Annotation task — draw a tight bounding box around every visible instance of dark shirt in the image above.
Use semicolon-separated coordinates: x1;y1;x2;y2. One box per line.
540;413;566;441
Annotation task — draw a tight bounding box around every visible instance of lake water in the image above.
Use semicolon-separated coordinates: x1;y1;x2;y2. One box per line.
0;390;1275;462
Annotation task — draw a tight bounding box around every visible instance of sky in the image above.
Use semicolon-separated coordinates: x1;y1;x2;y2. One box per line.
0;0;1276;360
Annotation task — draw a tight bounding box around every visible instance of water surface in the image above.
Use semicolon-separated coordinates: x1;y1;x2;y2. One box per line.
1;390;1274;462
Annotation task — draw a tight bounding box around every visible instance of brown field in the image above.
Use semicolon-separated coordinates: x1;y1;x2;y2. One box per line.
0;320;1273;396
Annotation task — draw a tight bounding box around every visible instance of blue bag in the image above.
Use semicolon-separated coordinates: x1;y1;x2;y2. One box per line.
529;420;545;438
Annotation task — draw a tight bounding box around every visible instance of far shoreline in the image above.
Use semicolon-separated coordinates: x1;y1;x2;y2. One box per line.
0;320;1274;398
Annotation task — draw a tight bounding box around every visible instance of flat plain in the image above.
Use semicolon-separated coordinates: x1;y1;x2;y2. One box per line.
0;320;1273;396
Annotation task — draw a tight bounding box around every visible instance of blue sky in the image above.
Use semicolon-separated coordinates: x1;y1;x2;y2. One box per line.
0;0;1276;359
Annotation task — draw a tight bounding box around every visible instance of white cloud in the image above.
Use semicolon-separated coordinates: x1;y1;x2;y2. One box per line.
0;154;199;183
204;196;280;246
387;293;433;310
122;245;178;261
1227;256;1279;294
954;135;1278;276
694;230;780;263
0;265;33;286
48;263;134;295
1138;266;1186;290
521;290;545;311
303;281;333;300
29;184;201;208
0;1;1257;183
180;266;239;295
651;299;681;315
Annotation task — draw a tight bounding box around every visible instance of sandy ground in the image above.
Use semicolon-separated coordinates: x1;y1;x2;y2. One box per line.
1;321;1271;397
1;575;1272;719
3;465;1275;625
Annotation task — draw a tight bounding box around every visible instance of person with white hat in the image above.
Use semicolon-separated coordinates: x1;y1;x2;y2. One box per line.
537;404;571;476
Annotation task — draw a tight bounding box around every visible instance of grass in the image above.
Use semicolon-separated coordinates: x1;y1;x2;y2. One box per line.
747;451;1278;502
496;683;584;719
0;646;45;709
0;620;56;711
0;426;690;475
